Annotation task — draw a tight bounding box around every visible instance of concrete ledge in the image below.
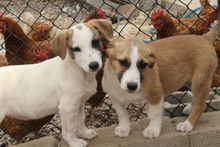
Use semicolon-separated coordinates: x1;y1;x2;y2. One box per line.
9;136;58;147
88;111;220;147
9;111;220;147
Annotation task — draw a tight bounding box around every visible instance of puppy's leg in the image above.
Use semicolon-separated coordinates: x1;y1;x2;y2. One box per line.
177;74;211;132
143;97;163;138
182;102;193;115
78;103;97;140
182;92;193;115
59;97;87;147
111;96;131;138
0;108;5;123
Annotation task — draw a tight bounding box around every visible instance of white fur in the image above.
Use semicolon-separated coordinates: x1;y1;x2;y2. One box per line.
120;44;141;92
0;23;103;147
176;119;193;132
71;24;102;72
142;98;163;138
182;103;193;115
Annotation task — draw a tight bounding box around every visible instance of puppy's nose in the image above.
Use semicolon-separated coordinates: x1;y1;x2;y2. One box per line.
127;82;138;91
89;61;99;71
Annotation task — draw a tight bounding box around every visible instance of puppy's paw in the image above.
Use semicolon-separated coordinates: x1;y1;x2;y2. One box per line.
79;129;97;140
142;127;160;139
182;103;192;115
176;120;193;132
70;139;88;147
114;126;130;138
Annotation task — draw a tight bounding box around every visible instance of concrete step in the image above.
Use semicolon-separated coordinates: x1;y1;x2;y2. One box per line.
9;111;220;147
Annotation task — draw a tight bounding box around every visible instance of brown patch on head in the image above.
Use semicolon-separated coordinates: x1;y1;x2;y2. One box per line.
50;29;73;60
76;25;82;30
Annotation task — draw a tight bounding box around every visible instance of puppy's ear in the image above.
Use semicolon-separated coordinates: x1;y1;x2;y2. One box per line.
87;19;113;41
106;39;117;58
148;52;155;68
106;39;125;58
51;29;73;60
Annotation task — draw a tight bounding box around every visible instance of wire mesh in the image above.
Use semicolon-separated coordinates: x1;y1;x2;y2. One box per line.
0;0;220;146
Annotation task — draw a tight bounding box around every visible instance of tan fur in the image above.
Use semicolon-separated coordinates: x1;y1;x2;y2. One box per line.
107;38;155;77
86;19;113;41
50;29;73;60
106;34;217;128
76;25;82;30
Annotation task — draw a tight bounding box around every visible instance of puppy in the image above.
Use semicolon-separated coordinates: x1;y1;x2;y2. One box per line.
102;22;219;138
0;19;113;147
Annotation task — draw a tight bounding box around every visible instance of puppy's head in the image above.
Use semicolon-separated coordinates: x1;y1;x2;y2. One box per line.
107;38;155;93
51;19;113;73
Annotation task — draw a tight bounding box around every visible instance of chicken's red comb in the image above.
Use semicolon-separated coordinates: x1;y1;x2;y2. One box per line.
96;9;106;19
34;48;49;63
0;12;4;32
151;9;164;20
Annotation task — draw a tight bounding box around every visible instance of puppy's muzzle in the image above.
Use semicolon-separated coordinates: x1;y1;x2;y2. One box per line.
89;61;99;72
127;82;138;92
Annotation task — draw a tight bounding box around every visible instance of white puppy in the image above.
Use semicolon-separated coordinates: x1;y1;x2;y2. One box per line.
0;19;113;147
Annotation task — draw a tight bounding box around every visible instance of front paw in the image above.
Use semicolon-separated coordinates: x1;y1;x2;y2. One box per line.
79;129;97;140
182;103;192;115
176;120;193;132
142;127;160;138
114;126;130;138
69;139;88;147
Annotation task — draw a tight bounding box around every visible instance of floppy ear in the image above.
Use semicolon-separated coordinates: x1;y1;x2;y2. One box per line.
106;38;125;59
87;19;113;41
148;52;155;68
51;29;73;60
106;39;119;58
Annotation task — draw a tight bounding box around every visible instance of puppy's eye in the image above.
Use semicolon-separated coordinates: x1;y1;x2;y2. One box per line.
71;47;81;52
118;59;130;67
138;61;148;69
92;39;100;48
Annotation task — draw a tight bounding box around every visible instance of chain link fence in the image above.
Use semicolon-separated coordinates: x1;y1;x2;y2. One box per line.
0;0;220;146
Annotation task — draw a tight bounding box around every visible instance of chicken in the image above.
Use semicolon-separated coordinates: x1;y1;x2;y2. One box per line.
0;16;56;139
150;0;220;88
0;17;56;65
149;0;219;39
22;12;58;42
199;0;216;18
83;9;107;23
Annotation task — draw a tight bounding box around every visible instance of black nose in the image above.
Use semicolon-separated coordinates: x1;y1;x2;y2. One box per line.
89;61;99;71
127;82;138;91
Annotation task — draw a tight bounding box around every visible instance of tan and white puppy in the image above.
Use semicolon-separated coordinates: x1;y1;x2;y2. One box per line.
0;19;113;147
102;23;220;138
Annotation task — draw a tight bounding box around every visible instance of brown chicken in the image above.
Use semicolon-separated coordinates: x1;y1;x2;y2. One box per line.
150;0;220;88
199;0;216;17
0;16;56;140
149;0;219;39
0;17;56;65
